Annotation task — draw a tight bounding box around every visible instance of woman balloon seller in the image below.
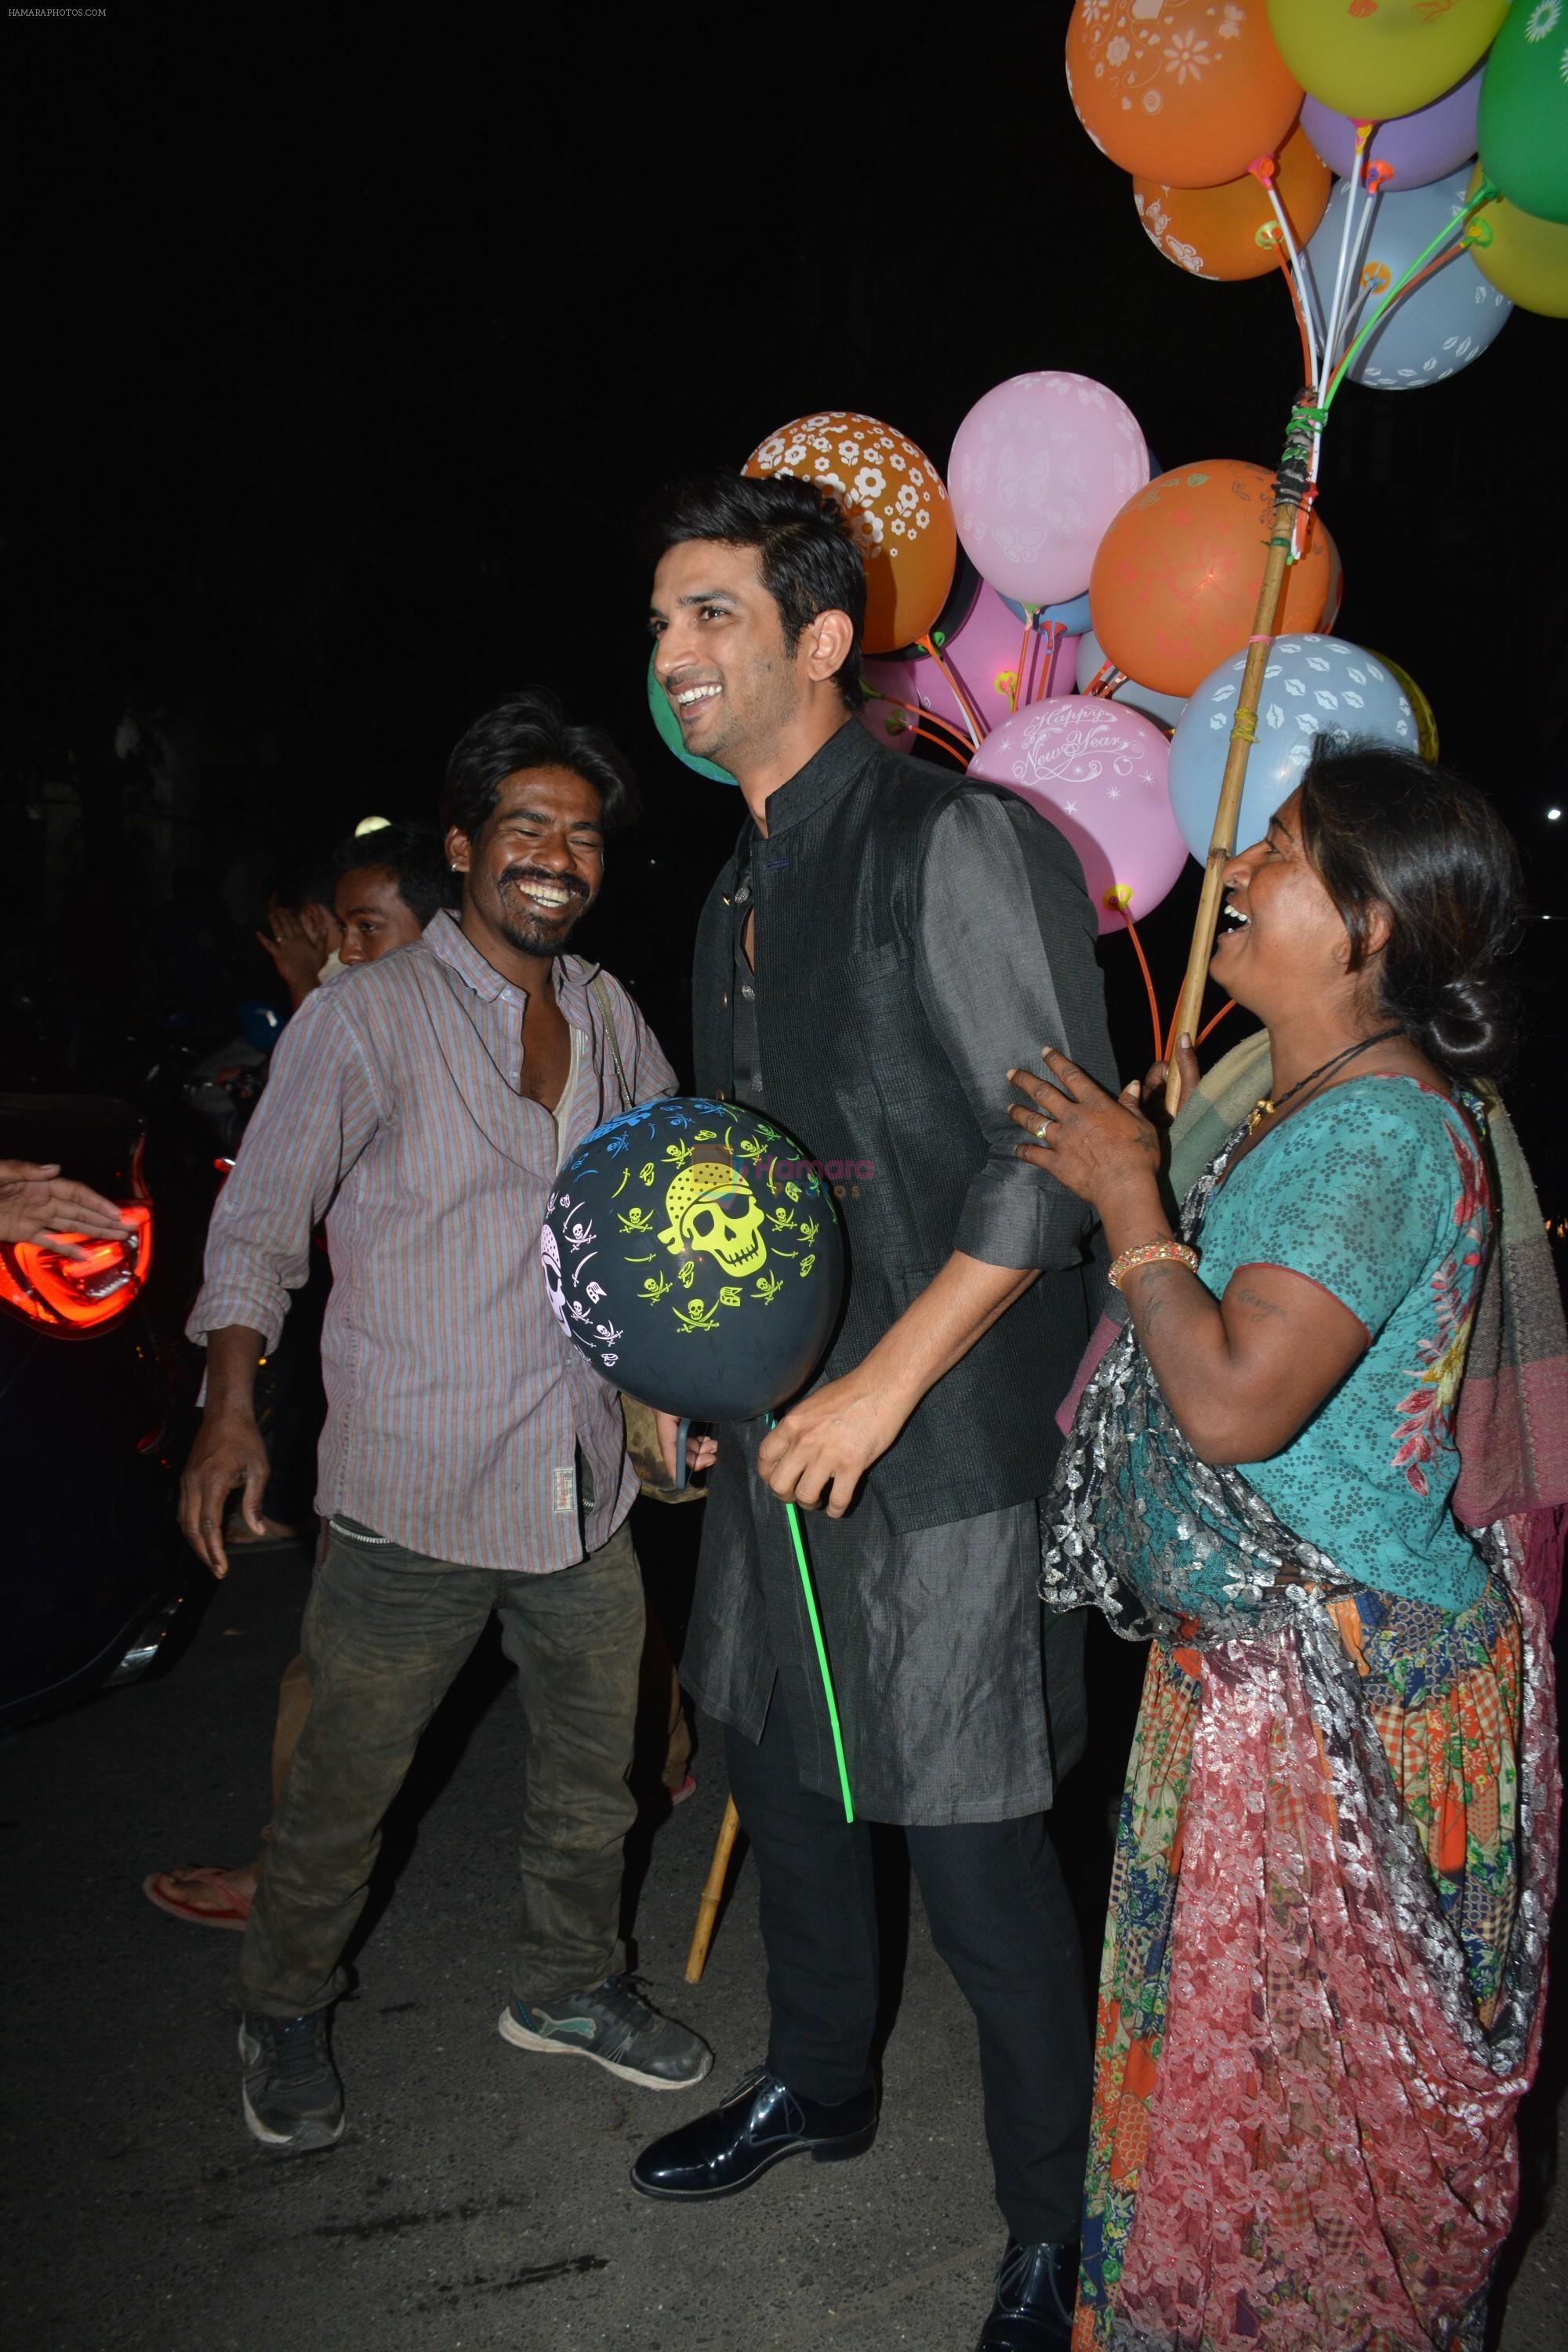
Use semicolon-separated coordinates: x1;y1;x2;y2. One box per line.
1008;740;1563;2352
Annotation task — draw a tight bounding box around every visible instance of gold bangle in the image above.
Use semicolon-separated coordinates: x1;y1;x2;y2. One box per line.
1107;1240;1200;1292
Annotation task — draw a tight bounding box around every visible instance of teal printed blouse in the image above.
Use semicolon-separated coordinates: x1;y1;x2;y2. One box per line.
1193;1074;1492;1612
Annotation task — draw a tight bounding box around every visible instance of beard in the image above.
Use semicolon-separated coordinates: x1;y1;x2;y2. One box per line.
493;869;590;956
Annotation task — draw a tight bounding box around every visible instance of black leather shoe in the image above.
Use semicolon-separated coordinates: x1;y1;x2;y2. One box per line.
630;2063;877;2201
975;2238;1080;2350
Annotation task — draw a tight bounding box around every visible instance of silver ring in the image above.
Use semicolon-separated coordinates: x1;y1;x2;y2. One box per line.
1034;1119;1050;1141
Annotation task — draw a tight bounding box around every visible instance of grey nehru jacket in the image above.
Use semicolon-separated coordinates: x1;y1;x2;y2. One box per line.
681;720;1114;1824
190;910;676;1573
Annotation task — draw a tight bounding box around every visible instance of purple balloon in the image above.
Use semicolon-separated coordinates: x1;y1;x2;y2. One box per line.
1301;65;1481;192
967;696;1186;938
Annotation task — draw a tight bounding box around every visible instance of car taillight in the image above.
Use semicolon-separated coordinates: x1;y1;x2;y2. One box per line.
0;1203;153;1332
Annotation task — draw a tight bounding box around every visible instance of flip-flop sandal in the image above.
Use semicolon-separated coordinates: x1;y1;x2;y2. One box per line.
142;1866;254;1930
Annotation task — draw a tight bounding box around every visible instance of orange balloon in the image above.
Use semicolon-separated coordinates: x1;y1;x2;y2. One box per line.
1090;462;1338;698
1066;0;1302;190
1134;125;1330;282
744;411;956;657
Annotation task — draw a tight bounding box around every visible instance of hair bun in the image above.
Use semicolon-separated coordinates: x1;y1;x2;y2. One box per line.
1413;971;1514;1081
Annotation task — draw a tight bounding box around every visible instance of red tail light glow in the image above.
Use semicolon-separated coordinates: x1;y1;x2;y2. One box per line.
0;1203;153;1332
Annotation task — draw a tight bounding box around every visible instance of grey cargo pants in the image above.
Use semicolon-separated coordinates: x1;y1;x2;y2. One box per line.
240;1512;643;2018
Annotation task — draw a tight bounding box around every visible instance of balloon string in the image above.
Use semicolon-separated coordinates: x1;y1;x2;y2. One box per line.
1013;612;1040;714
1084;660;1123;699
1321;122;1371;401
1325;187;1494;405
1331;155;1386;379
1383;242;1465;305
863;688;974;753
1033;619;1065;706
1252;158;1323;389
911;724;971;765
764;1414;854;1824
1272;202;1322;382
1279;249;1316;390
1115;902;1164;1069
916;635;984;746
1196;998;1237;1047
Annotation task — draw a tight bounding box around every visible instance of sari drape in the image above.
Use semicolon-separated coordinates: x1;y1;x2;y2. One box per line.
1044;1113;1560;2352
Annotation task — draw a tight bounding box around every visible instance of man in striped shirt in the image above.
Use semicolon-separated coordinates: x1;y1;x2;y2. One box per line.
180;689;711;2154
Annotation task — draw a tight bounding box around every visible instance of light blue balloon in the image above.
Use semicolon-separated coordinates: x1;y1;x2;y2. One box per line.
998;586;1093;632
1074;626;1187;731
1304;168;1510;393
646;652;736;786
1169;636;1417;866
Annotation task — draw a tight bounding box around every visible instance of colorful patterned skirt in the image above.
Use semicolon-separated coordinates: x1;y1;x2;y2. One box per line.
1074;1554;1558;2352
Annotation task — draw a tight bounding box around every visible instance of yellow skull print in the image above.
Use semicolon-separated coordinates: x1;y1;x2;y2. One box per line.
657;1160;768;1279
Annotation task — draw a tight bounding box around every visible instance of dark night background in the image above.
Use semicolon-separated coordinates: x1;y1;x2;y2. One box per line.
5;8;1565;1198
2;21;1566;2345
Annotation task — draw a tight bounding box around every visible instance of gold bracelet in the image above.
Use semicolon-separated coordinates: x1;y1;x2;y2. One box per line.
1107;1239;1200;1292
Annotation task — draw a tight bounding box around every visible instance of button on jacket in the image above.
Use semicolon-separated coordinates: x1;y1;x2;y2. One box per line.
190;909;676;1572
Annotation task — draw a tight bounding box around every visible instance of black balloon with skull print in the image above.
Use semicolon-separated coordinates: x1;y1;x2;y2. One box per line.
541;1095;845;1424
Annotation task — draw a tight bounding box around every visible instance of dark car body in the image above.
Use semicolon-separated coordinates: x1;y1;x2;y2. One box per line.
0;1094;197;1732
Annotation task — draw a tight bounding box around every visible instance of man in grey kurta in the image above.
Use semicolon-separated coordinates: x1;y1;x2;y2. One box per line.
633;476;1115;2352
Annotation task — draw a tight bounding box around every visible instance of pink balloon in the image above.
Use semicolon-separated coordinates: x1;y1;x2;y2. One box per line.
860;583;1079;756
967;696;1186;938
949;372;1149;608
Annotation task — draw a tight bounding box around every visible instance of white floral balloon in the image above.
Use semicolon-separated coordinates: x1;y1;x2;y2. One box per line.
1168;635;1416;865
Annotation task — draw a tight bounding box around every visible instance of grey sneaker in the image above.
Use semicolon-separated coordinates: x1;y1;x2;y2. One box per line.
499;1972;712;2090
239;2009;345;2151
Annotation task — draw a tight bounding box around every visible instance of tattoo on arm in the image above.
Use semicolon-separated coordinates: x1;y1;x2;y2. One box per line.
1127;1260;1186;1338
1232;1283;1288;1323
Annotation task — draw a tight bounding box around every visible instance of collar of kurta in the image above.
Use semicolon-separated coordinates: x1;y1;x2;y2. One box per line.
420;905;600;1011
747;715;869;845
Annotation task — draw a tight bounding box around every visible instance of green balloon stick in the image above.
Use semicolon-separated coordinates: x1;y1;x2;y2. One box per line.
766;1414;854;1824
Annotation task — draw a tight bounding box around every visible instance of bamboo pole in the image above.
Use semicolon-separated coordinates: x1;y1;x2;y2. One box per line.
684;1795;742;1984
1163;403;1318;1110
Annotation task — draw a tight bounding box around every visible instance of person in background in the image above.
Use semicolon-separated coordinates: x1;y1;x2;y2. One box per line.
257;858;346;1012
1014;746;1561;2351
176;690;710;2154
331;822;452;966
256;822;456;1011
145;822;459;1928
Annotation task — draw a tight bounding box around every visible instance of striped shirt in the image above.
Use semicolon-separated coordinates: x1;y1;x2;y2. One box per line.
189;909;677;1572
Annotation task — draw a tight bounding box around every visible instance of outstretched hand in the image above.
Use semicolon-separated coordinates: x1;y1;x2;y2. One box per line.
0;1160;134;1258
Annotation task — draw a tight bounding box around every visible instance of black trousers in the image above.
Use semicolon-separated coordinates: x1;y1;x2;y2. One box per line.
725;1694;1091;2245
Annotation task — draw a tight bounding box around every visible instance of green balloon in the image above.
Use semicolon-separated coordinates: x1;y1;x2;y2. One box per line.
646;653;737;786
1479;0;1568;227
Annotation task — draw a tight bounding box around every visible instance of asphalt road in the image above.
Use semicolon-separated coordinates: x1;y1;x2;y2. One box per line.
2;1518;1563;2352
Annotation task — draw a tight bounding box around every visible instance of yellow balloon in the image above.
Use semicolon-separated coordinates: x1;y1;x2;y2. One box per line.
1365;651;1437;764
1267;0;1506;122
1465;165;1568;321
